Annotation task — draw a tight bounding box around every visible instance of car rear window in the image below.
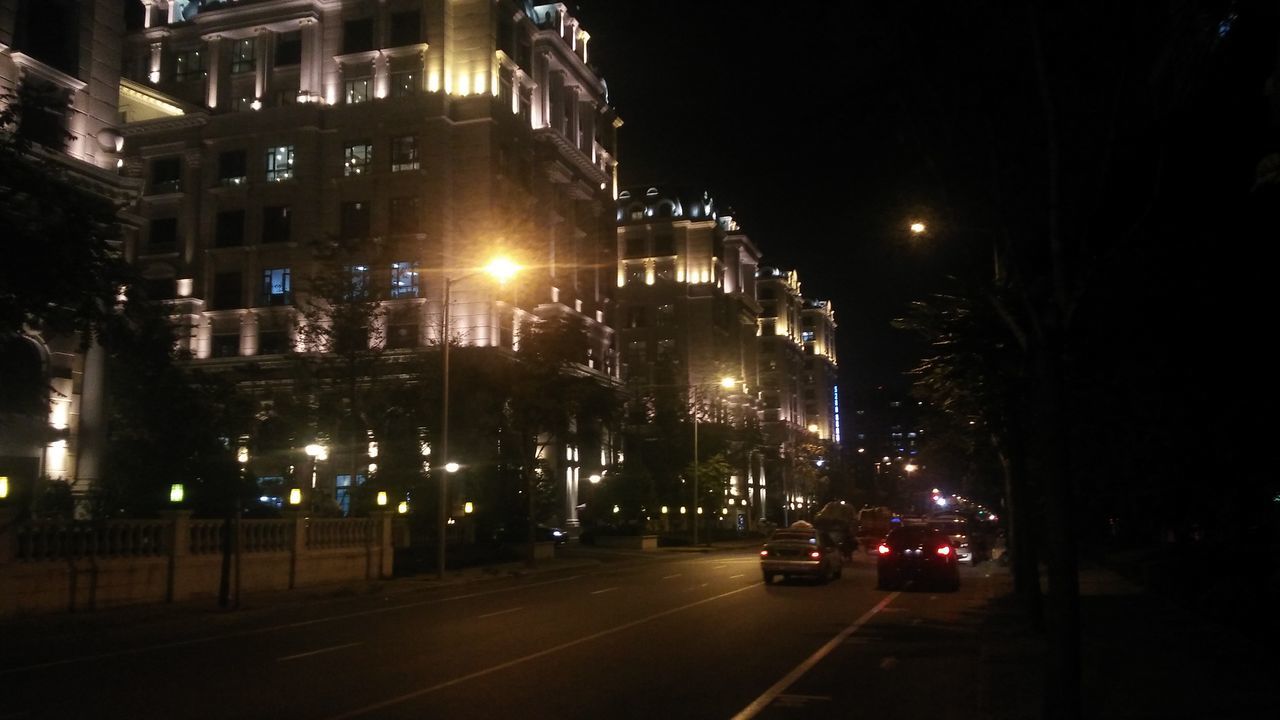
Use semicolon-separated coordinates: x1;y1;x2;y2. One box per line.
770;531;815;543
888;527;937;543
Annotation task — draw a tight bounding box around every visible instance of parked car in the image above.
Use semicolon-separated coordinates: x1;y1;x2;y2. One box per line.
760;522;844;584
876;525;960;591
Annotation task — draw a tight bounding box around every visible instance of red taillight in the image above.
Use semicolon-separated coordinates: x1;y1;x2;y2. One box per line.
936;545;951;556
809;550;821;559
877;544;891;555
760;549;769;557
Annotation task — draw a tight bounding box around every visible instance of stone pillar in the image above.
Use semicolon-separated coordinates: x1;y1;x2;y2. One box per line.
254;27;271;101
299;18;321;101
288;509;307;588
0;507;17;565
203;34;223;109
377;511;394;579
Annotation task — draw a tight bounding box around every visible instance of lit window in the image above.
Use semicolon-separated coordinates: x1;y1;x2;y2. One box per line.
262;267;292;306
266;146;294;182
344;143;372;176
391;262;420;298
345;265;370;300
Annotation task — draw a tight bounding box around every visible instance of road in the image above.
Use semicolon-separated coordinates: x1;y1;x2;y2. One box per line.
0;548;1003;719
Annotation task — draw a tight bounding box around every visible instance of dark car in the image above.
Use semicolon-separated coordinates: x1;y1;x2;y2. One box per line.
760;523;844;584
876;525;960;591
494;524;568;545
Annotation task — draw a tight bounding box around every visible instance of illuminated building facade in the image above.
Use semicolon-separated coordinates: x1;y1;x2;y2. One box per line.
115;0;621;525
614;186;765;530
1;0;140;510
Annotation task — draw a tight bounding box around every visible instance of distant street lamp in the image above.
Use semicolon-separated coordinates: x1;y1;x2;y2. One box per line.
910;221;927;235
437;257;521;580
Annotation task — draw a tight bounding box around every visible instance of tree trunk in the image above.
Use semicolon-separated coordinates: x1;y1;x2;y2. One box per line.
1036;339;1081;720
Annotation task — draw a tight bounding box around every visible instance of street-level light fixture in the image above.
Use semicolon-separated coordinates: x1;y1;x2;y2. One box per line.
289;488;302;505
376;491;388;506
910;221;927;234
438;256;522;580
169;483;185;503
0;476;9;499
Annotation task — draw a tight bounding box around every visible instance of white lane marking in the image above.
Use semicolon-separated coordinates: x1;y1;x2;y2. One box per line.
729;574;745;579
590;587;618;595
277;642;362;662
700;583;709;588
326;583;762;720
0;575;583;675
662;574;682;580
712;564;728;570
731;592;900;720
478;607;524;619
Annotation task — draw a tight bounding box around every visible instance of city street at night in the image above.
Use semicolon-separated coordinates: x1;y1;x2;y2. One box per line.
1;544;1273;720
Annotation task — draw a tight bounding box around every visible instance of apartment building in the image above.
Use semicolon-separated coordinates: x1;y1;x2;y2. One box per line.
115;0;621;525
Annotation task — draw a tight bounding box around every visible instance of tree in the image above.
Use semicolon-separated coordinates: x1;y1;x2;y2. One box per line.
503;312;623;564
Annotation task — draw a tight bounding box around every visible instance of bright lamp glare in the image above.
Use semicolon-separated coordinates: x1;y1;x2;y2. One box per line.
485;257;521;283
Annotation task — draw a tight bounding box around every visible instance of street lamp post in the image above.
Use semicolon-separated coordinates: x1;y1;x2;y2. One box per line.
437;258;520;580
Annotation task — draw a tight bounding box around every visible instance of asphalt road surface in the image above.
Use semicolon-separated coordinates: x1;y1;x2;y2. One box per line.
0;549;1004;719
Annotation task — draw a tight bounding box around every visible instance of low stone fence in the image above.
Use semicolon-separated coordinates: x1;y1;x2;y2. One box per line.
0;509;394;617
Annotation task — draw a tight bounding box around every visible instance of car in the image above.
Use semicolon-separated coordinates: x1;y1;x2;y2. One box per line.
876;525;960;591
928;516;983;565
760;523;844;584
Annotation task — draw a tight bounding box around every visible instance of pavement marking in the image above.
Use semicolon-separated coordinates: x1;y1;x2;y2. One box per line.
713;564;729;569
662;573;683;580
277;642;362;662
731;592;900;720
325;582;762;720
775;694;832;707
590;587;618;595
729;574;745;579
478;607;524;619
0;575;584;675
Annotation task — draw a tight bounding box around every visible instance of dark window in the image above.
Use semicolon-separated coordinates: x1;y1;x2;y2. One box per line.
147;217;178;252
389;11;422;47
343;18;375;54
626;307;646;329
275;31;302;66
216;210;246;247
386;323;419;349
340;201;370;240
344;264;371;300
174;49;205;81
262;206;291;243
653;233;675;256
211;333;241;358
390;70;419;97
12;0;79;76
219;150;247;185
656;304;675;327
231;38;255;74
150;158;182;194
389;196;420;234
141;277;176;300
624;237;646;258
391;136;419;171
258;330;291;355
213;271;243;310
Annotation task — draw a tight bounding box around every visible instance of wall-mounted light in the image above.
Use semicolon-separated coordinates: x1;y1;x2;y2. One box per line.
289;488;302;505
1;475;11;499
169;483;185;503
398;501;409;514
376;491;388;506
464;501;474;514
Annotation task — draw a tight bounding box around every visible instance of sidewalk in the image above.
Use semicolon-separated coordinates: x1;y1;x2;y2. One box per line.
975;560;1275;719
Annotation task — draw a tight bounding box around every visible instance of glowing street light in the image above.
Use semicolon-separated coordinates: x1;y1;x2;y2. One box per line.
910;221;927;234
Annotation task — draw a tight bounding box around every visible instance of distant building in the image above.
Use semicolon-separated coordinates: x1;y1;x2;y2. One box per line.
614;186;764;530
1;0;140;511
756;267;841;521
113;0;622;526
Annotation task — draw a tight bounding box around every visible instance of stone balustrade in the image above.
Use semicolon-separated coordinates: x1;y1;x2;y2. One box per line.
0;509;395;617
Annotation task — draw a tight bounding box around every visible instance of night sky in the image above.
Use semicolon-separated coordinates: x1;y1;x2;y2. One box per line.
577;2;979;400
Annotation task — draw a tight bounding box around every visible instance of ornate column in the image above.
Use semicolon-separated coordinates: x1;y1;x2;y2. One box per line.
203;34;223;109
